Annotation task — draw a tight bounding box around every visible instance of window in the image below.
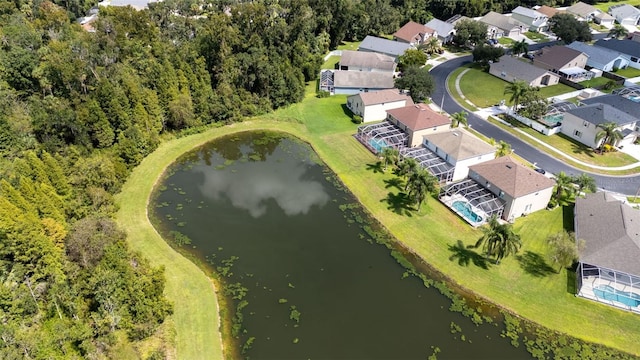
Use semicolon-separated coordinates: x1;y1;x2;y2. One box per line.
501;71;507;77
631;57;639;63
583;121;589;127
499;191;505;199
574;130;582;138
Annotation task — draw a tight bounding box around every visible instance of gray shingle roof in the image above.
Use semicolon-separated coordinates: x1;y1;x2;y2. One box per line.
358;36;413;57
423;129;495;161
491;55;558;83
350;89;414;106
333;71;395;89
425;18;455;36
608;4;640;21
479;11;527;32
339;50;396;71
565;103;637;126
566;1;598;18
594;39;640;58
566;41;625;68
575;192;640;275
512;6;544;20
533;45;585;70
580;94;640;120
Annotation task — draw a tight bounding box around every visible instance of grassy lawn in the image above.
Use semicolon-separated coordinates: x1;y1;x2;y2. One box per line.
578;76;612;88
498;37;515;47
321;55;340;70
524;31;549;42
457;65;574;108
336;40;360;51
489;116;640;173
446;66;479;111
616;67;640;78
594;0;640;12
117;80;640;358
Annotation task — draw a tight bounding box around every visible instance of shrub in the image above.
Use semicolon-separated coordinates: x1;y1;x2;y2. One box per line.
317;90;330;98
352;115;363;124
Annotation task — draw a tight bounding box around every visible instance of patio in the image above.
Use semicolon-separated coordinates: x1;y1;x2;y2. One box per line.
438;179;505;226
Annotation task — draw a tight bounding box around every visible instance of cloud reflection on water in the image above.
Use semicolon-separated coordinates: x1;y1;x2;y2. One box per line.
197;151;329;218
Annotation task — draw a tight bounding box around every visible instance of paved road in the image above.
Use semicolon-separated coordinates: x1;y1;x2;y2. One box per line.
430;43;640;196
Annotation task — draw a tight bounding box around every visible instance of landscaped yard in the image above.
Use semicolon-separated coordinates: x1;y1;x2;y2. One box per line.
616;67;640;78
336;40;361;51
524;31;549;42
322;55;340;70
578;76;613;88
497;37;515;46
457;64;574;108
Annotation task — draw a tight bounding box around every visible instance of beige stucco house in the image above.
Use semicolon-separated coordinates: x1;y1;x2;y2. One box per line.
422;129;496;181
468;157;555;221
346;89;414;123
560;103;638;149
532;45;591;81
386;104;451;147
490;55;560;87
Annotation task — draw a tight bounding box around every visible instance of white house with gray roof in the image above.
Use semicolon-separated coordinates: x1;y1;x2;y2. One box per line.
566;41;629;71
511;6;549;32
338;50;397;73
594;39;640;69
346;89;414;122
479;11;528;39
330;70;395;95
422;129;496;181
566;1;601;22
489;55;560;87
560;103;639;148
425;18;456;44
358;36;413;59
575;192;640;314
608;4;640;26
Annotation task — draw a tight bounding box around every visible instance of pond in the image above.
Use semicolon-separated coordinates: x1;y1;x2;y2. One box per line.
150;131;531;359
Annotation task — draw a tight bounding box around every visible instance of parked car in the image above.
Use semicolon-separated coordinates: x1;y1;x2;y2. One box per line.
487;39;498;46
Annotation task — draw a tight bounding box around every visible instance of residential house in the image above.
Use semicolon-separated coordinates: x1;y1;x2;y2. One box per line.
560;103;638;148
580;94;640;124
593;11;615;27
535;5;561;19
608;4;640;26
386;104;451;147
575;192;640;314
566;41;629;71
422;129;496;181
566;1;600;22
479;11;528;39
489;55;560;87
358;36;413;59
532;45;591;81
338;50;397;73
330;70;395;95
425;18;456;44
511;6;549;32
346;89;414;123
393;21;437;46
467;156;555;222
98;0;158;10
594;39;640;69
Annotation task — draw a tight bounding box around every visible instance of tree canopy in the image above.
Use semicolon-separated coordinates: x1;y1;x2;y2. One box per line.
394;66;436;102
548;13;592;44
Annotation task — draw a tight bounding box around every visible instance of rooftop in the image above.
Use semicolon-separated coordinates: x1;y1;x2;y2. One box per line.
393;21;436;43
425;18;455;36
350;89;414;106
512;6;546;19
359;36;413;57
608;4;640;19
575;192;640;275
594;39;640;58
339;50;396;71
333;71;395;89
469;156;556;198
566;41;625;66
579;94;640;120
491;55;558;83
536;5;561;18
479;11;528;32
423;129;495;161
533;45;585;70
565;103;638;127
387;104;451;131
566;1;598;18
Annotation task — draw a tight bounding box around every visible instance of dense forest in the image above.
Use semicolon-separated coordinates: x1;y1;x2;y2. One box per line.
0;0;611;357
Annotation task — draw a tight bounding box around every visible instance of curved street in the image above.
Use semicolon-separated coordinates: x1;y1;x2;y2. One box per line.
430;53;640;196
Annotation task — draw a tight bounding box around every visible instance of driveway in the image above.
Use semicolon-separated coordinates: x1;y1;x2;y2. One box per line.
429;52;640;196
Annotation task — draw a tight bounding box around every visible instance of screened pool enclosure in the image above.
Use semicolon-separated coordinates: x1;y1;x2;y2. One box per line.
577;263;640;314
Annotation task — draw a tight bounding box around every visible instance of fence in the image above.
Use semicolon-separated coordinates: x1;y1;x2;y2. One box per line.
506;112;562;136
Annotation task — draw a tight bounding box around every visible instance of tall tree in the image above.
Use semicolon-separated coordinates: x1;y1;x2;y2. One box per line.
474;215;522;264
398;157;419;185
397;49;428;71
595;122;623;149
548;13;592;44
472;44;505;66
406;168;438;210
572;173;597;194
547;231;584;273
553;171;575;204
608;24;628;40
381;146;399;171
451;111;468;128
504;80;530;111
511;39;528;57
495;140;512;157
394;66;435;102
453;19;488;47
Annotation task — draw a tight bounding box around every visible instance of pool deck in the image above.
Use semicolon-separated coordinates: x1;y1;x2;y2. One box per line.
440;194;488;227
578;276;640;314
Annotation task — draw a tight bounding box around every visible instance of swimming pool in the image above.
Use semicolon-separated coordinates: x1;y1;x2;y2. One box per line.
369;138;388;153
452;201;483;224
540;114;563;127
593;284;640;307
628;96;640;103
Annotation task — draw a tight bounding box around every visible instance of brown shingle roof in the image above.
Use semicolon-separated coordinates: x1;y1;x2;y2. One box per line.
533;46;585;70
469;156;555;197
387;104;450;131
575;192;640;275
393;21;435;43
355;89;414;106
537;5;561;18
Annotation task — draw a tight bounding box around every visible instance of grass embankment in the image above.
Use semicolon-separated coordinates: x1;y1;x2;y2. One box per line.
118;87;640;357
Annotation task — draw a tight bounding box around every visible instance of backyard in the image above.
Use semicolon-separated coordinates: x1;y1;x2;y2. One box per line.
456;64;574;108
616;67;640;78
594;0;640;12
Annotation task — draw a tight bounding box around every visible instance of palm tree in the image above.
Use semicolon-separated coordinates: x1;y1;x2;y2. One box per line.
553;171;575;204
474;216;522;264
572;173;596;194
495;140;512;157
418;37;441;55
512;39;528;57
608;24;628;39
451;111;468;128
380;147;399;171
595;122;623;150
397;157;419;185
406;168;438;210
504;80;530;112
